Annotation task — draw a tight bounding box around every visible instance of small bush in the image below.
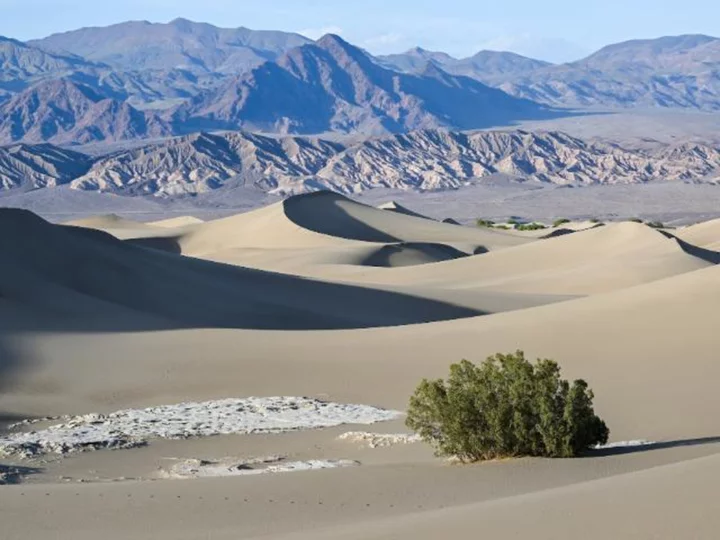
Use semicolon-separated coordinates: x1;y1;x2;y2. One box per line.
406;351;609;462
589;218;601;224
516;222;547;231
627;218;644;223
553;218;571;228
476;218;496;228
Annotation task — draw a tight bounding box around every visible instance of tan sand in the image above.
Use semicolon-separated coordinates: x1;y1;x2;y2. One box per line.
149;215;205;228
2;192;720;539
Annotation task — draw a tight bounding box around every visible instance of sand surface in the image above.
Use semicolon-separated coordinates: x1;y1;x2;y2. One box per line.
2;191;720;539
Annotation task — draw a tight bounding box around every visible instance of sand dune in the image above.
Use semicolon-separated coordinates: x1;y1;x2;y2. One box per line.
149;216;205;228
377;201;432;219
3;192;720;540
0;208;490;330
315;221;718;295
673;217;720;248
83;192;532;257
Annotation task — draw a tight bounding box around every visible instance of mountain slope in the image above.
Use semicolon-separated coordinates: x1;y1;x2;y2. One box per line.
179;34;553;135
0;79;172;144
502;34;720;110
28;18;311;74
0;36;93;83
377;47;552;84
0;143;92;189
61;129;720;196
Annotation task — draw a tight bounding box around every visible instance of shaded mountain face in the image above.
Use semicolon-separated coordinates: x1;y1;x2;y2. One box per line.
377;48;552;84
0;79;172;145
0;143;92;189
501;35;720;110
0;36;94;84
28;18;312;74
3;129;717;196
178;34;554;135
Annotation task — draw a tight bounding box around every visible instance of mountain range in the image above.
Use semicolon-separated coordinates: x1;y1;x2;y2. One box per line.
0;19;719;147
2;129;718;196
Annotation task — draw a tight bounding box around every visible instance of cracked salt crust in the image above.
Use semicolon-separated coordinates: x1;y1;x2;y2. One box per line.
0;397;402;458
338;431;422;448
163;456;360;478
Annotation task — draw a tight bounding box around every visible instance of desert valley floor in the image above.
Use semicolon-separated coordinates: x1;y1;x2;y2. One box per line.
2;190;720;539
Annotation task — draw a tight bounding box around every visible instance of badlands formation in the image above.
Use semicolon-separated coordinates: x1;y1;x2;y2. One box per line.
2;191;720;539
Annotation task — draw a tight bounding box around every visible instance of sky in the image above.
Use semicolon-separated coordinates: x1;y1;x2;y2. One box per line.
0;0;719;63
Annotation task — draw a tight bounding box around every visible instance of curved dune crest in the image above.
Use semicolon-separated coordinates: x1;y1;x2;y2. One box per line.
673;218;720;248
324;221;718;295
133;192;532;260
0;208;486;330
282;191;530;250
149;215;205;228
377;201;432;220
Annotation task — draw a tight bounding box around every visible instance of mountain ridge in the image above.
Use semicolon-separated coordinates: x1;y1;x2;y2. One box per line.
2;129;718;196
168;34;555;136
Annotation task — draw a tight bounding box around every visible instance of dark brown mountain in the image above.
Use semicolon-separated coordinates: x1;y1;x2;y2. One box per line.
177;34;554;135
0;79;172;145
0;143;92;189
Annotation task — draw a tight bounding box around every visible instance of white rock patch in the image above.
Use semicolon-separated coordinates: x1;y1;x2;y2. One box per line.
0;397;402;458
163;456;359;479
338;431;422;448
594;440;656;450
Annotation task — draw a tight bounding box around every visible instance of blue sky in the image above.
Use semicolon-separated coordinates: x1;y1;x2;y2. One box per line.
1;0;719;63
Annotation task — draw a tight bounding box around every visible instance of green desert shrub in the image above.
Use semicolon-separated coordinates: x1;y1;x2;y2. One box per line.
406;351;609;462
476;218;496;228
516;222;547;231
645;221;665;229
553;218;571;228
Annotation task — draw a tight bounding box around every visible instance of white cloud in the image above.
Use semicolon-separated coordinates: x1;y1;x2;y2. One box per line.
298;25;343;40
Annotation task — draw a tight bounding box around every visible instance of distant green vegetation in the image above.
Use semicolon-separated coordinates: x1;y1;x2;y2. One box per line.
515;222;548;231
406;351;610;462
476;219;496;228
645;221;666;229
553;218;571;228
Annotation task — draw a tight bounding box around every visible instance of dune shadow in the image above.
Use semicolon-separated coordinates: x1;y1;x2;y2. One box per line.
125;236;183;254
360;242;469;268
586;436;720;457
660;231;720;264
0;208;486;333
283;191;402;243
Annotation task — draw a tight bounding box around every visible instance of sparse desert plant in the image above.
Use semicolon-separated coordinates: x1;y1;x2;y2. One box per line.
646;221;665;229
406;351;609;462
553;218;571;228
627;218;644;223
516;222;547;231
476;218;496;228
589;218;601;224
